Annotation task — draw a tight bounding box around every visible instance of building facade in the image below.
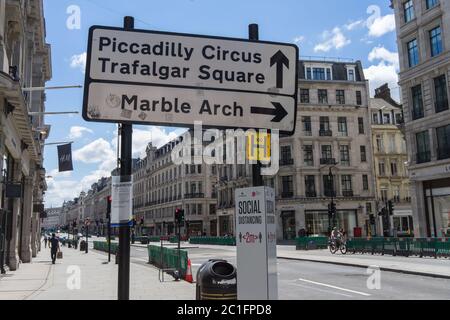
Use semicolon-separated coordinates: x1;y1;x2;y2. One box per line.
370;84;413;236
42;207;62;231
392;0;450;237
132;139;217;237
0;0;51;271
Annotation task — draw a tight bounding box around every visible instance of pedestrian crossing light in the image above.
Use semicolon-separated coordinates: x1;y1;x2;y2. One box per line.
388;200;394;216
175;208;185;225
106;196;112;218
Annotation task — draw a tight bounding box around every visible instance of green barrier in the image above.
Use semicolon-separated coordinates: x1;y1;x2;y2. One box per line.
93;241;119;254
295;237;328;250
147;245;189;277
189;237;236;246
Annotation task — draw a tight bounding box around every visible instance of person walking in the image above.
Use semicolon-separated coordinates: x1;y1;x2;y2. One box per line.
49;233;59;264
43;236;48;248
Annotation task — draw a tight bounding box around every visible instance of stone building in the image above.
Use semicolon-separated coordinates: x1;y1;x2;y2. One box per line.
0;0;51;271
391;0;450;237
370;84;413;236
132;138;217;237
42;207;62;231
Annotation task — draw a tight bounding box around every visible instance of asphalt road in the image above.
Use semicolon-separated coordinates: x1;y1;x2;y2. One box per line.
127;244;450;300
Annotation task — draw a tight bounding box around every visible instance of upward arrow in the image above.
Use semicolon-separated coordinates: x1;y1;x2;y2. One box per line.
270;50;290;89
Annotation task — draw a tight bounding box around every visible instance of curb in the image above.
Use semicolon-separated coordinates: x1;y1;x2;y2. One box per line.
277;256;450;280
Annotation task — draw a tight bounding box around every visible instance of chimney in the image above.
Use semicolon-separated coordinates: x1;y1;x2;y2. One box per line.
374;83;401;108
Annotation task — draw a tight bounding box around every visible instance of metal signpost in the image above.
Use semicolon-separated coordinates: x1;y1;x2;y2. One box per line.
83;16;297;300
235;186;277;300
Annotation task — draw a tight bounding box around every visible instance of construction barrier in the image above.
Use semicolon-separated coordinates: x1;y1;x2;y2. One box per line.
93;241;119;254
189;237;236;246
346;237;450;258
295;237;328;250
147;245;189;277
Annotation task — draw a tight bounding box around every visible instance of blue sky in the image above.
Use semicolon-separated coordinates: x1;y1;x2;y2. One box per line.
43;0;400;207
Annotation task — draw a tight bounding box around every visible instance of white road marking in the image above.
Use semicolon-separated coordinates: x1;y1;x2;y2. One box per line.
288;283;352;298
135;249;145;252
297;278;371;297
191;263;202;266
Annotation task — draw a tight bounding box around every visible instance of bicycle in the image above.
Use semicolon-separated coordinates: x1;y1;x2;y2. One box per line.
329;238;347;254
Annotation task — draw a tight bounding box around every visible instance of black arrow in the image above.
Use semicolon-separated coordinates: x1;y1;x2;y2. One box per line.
251;102;288;123
270;50;290;89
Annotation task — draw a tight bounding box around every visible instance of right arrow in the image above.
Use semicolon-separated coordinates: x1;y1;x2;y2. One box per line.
270;50;290;89
251;102;288;123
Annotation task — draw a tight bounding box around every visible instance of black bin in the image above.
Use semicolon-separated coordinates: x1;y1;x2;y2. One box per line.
79;240;86;251
196;259;237;300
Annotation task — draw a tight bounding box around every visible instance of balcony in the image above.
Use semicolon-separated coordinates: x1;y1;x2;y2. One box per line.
416;151;431;164
435;100;449;113
320;158;337;165
324;190;336;198
280;158;294;166
342;190;354;197
281;192;294;199
305;191;317;198
319;130;333;137
437;148;450;160
303;131;312;136
184;193;205;199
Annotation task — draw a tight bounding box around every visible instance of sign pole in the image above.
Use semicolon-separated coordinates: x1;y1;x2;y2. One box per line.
117;16;134;301
249;24;264;188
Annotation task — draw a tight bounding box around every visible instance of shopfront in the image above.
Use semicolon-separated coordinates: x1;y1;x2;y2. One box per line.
187;221;203;236
1;151;15;273
280;211;296;240
305;210;358;237
219;215;233;236
424;179;450;237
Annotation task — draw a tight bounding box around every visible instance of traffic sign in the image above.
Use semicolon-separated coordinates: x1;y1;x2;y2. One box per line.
83;26;298;134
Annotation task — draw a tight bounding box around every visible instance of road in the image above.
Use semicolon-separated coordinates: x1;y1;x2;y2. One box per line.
127;243;450;300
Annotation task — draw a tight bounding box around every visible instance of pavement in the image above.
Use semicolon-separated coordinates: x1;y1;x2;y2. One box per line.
0;241;195;300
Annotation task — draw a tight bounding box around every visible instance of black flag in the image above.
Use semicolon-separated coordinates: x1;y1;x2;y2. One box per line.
58;143;73;172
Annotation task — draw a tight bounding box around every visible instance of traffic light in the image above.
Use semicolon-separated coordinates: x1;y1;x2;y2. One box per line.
388;200;394;216
106;196;112;219
369;214;375;225
175;208;185;225
380;207;388;216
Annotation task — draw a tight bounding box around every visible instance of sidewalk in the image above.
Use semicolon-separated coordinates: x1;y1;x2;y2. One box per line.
0;244;195;300
276;246;450;279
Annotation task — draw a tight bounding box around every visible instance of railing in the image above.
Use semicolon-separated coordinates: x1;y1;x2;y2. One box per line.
320;158;336;165
184;193;205;199
303;131;312;136
280;158;294;166
281;192;294;199
305;191;317;198
435;100;449;113
437;148;450;160
412;109;424;120
324;190;336;197
416;151;431;164
342;190;354;197
319;130;333;137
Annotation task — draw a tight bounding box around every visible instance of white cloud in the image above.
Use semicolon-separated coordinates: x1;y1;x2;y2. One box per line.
68;126;93;139
314;27;351;53
345;20;365;31
364;63;399;100
293;36;305;44
368;46;399;69
45;179;83;208
73;138;115;164
366;5;396;38
70;52;87;73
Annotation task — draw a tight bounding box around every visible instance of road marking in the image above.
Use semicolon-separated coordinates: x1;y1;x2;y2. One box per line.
297;278;371;297
288;283;352;298
135;249;145;252
191;263;202;267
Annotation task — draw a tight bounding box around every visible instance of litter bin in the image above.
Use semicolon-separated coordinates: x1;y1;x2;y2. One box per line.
196;259;237;300
79;240;86;251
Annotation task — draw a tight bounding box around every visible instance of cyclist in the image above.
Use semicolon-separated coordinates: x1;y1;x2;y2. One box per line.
330;227;341;247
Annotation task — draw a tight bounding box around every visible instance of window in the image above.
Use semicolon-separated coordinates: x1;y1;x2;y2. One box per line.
305;176;316;197
362;175;369;191
281;176;294;197
338;117;348;136
416;131;431;163
323;175;335;196
321;145;332;159
434;75;449;113
303;145;314;166
313;68;326;80
318;89;328;104
300;89;310;103
430;26;442;57
360;146;367;162
372;113;379;125
376;135;384;153
302;116;312;134
340;145;350;166
436;124;450;160
336;90;345;104
326;68;331;80
411;85;424;119
404;0;415;23
391;161;398;176
358;117;365;134
426;0;438;10
356;91;362;105
306;67;312;80
383;113;391;124
198;165;202;174
379;161;386;176
407;39;419;67
320;116;330;131
341;175;352;192
348;69;355;81
381;189;388;202
281;146;292;161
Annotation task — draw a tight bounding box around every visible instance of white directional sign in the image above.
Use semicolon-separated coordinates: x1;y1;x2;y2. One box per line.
83;26;298;134
235;186;277;300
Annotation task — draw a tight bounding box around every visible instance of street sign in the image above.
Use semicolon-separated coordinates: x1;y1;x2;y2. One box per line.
83;26;298;134
235;186;277;300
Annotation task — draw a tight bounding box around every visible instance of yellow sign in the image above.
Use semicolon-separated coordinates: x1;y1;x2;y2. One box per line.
247;132;271;161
